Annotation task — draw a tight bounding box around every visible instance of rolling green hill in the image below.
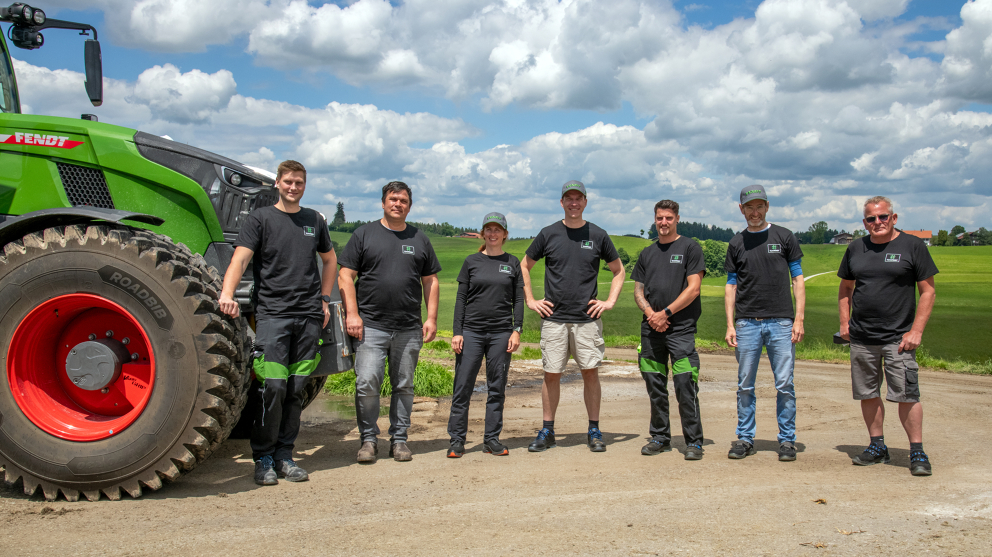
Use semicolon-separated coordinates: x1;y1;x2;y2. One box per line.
330;228;992;367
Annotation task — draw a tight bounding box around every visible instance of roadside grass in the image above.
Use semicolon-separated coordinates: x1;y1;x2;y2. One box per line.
324;360;454;397
332;231;992;374
512;346;542;360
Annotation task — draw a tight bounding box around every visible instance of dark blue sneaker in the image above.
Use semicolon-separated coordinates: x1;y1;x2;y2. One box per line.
254;455;278;486
852;443;890;466
528;428;556;452
587;427;606;452
909;450;932;476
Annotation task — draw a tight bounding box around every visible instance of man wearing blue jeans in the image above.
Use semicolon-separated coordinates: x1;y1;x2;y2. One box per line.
724;185;805;461
338;181;441;463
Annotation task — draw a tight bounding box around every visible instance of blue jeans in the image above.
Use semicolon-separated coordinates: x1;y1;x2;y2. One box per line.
734;318;796;444
354;327;423;443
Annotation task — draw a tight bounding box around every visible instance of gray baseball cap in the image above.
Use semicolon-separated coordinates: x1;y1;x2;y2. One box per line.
481;212;508;230
561;180;586;197
740;184;768;205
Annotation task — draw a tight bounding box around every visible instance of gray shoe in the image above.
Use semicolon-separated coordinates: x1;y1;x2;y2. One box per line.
728;440;756;459
254;455;278;486
778;442;797;462
684;444;704;460
641;439;672;455
275;459;309;482
357;441;378;464
390;441;413;461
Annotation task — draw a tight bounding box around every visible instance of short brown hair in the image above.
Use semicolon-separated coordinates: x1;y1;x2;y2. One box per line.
382;181;413;203
276;160;306;182
654;199;679;215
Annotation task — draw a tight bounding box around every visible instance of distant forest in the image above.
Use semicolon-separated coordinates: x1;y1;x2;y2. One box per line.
329;219;477;237
649;221;735;242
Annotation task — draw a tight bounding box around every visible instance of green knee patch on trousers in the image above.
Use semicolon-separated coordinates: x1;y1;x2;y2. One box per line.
254;353;320;381
639;357;667;374
672;357;699;382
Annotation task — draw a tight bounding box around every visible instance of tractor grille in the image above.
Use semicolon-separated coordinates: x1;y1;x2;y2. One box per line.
57;163;114;210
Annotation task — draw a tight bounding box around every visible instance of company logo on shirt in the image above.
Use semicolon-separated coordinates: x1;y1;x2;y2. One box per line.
885;253;901;263
580;240;593;250
670;254;683;264
402;245;415;255
767;244;781;253
303;226;315;237
499;264;512;274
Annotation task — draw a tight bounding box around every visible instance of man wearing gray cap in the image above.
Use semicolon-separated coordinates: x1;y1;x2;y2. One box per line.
522;180;625;453
724;185;805;462
446;212;523;458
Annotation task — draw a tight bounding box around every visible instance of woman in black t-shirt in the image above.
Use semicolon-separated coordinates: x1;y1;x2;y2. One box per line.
446;212;524;458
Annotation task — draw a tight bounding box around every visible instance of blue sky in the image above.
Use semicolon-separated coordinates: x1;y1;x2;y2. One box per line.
5;0;991;236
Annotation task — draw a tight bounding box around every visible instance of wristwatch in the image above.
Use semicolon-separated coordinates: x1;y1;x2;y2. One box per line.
321;295;331;303
513;327;522;333
663;307;673;317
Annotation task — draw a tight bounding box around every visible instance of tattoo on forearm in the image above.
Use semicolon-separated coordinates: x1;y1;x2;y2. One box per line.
634;283;651;314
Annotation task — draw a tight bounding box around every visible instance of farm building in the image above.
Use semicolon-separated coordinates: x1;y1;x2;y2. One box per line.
903;230;933;246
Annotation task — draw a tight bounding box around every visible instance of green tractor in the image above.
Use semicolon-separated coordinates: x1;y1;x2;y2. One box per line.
0;4;351;501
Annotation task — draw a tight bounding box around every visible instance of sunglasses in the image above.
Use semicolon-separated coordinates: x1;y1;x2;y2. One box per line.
864;214;891;224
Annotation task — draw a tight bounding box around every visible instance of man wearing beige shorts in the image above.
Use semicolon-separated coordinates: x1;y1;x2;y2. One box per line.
522;180;625;452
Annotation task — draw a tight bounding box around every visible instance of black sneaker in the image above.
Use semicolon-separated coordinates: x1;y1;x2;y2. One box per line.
447;441;465;458
641;439;672;455
587;427;606;452
909;450;933;476
528;428;556;452
852;443;890;466
728;440;756;459
254;455;278;486
275;459;309;482
684;444;703;460
778;442;797;462
483;439;509;456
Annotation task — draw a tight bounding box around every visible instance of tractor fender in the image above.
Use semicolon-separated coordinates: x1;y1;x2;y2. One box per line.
0;208;164;246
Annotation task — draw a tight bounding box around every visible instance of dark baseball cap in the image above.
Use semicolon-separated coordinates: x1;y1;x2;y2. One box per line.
740;184;768;205
481;212;507;230
561;180;586;197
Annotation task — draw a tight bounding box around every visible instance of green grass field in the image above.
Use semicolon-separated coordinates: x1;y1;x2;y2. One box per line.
331;231;992;371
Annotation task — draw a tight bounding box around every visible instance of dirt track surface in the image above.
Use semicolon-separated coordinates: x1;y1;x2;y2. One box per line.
2;354;991;556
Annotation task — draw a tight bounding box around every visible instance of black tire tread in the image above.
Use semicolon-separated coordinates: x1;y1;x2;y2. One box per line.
0;224;251;501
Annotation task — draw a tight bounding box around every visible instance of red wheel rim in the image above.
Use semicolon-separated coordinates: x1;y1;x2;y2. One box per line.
7;294;156;441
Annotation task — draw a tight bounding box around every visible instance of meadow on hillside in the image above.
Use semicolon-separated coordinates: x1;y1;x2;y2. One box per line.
329;231;992;369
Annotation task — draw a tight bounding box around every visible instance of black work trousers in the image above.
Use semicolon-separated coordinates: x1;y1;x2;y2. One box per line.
250;316;321;461
639;328;704;446
447;329;512;443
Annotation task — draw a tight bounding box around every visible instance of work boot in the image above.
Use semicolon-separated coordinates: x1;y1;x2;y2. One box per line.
275;459;309;482
390;441;413;461
528;428;556;452
684;444;704;461
357;441;378;464
483;439;509;456
587;427;606;452
447;440;465;458
254;455;278;486
641;439;671;456
728;440;756;459
852;442;890;466
778;441;797;462
909;450;932;476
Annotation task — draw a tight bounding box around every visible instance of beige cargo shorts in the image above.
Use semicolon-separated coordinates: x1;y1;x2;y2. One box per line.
540;319;605;373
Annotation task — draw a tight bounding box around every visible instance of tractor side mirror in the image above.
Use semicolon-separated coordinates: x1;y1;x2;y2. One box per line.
84;39;102;107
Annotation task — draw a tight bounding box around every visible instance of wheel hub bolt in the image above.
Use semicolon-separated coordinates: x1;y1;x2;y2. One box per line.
131;353;139;361
122;338;130;345
101;388;109;394
88;334;96;341
105;330;114;338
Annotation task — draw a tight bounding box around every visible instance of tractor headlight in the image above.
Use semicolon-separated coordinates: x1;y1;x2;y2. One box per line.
19;4;31;21
31;7;44;24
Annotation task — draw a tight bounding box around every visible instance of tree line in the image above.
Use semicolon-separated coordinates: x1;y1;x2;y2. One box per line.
328;202;477;236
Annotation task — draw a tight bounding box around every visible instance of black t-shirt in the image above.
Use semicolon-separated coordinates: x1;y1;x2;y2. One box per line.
525;221;620;323
837;231;939;345
453;252;524;335
338;221;442;331
235;206;333;320
631;236;706;336
724;223;804;320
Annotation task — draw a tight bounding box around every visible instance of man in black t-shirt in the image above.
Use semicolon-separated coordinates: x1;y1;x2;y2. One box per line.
220;160;336;486
522;180;624;453
838;196;938;476
724;185;805;462
632;200;706;460
338;181;441;464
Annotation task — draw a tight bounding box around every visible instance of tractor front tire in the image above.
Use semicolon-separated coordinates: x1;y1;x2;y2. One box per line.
0;225;250;501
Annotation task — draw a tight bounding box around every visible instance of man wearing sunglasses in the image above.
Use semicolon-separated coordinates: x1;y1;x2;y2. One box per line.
838;196;938;476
